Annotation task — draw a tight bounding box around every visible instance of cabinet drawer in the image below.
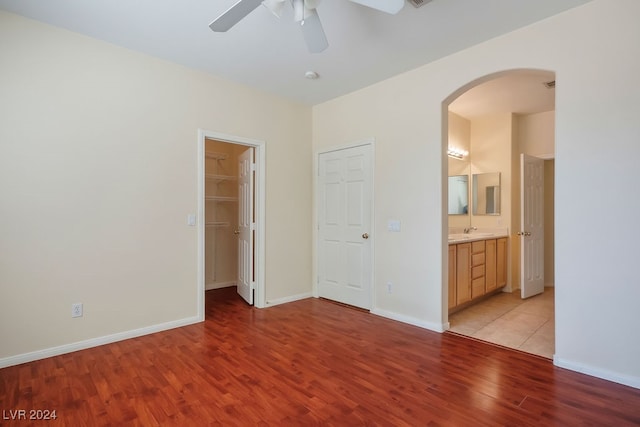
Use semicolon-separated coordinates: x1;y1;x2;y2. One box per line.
472;240;485;253
472;277;485;298
472;265;485;279
472;252;485;266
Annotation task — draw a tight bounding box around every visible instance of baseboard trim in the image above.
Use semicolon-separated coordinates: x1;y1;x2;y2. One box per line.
205;281;236;291
554;356;640;389
265;292;312;307
0;315;201;369
371;308;448;333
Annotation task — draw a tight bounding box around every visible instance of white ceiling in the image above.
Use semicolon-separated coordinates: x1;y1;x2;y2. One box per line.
0;0;588;108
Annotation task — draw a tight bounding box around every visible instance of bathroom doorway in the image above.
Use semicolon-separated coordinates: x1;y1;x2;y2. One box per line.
444;70;556;358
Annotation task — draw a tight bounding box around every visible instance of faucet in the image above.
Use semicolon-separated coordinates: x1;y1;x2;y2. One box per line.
463;227;477;234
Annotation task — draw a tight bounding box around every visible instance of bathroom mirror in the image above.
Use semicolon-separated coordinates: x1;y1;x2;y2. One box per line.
448;175;469;215
472;172;501;215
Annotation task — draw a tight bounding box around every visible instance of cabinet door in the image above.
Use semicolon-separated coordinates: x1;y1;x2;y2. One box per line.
455;243;471;305
497;238;508;287
448;245;457;309
485;239;497;292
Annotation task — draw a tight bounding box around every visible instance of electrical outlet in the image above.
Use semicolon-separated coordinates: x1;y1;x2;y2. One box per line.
387;282;393;293
71;303;83;318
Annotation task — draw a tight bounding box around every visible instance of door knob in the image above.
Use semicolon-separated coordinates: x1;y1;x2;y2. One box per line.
362;233;369;239
517;231;532;236
233;229;240;235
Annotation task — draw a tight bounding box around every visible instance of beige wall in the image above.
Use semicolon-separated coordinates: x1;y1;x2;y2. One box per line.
447;112;470;229
469;114;513;230
518;111;555;157
0;11;312;361
313;0;640;387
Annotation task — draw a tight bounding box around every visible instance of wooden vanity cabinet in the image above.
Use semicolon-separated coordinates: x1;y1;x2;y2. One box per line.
454;243;471;306
471;240;486;298
496;237;507;287
448;245;457;309
485;239;497;292
449;237;508;312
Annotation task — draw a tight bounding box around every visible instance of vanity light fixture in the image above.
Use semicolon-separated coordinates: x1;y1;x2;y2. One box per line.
447;146;468;159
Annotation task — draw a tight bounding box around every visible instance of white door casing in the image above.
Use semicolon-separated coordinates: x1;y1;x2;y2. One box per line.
317;143;373;309
520;153;545;299
197;129;265;319
237;147;254;305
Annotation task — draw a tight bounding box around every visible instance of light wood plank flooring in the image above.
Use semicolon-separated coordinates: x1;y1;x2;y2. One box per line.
448;288;555;358
1;287;639;425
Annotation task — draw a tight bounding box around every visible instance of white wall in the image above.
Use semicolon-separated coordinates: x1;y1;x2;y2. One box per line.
312;0;640;388
0;12;312;363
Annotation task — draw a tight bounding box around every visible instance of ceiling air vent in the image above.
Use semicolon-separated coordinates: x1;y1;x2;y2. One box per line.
544;80;556;89
408;0;434;8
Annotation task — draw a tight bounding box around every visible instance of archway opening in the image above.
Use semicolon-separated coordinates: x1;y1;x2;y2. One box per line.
443;69;556;358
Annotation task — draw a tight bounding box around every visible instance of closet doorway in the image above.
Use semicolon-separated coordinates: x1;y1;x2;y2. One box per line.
197;130;265;318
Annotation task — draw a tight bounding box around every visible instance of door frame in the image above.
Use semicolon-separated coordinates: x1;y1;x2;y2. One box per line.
313;138;375;307
197;129;266;320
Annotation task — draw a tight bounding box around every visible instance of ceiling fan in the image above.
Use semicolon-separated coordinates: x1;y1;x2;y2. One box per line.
209;0;405;53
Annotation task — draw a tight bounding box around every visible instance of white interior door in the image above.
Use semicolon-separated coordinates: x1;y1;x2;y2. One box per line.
318;144;373;309
520;153;544;299
237;148;254;305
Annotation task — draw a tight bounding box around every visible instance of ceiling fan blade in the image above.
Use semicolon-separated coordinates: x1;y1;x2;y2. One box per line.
209;0;264;32
349;0;405;14
300;9;328;53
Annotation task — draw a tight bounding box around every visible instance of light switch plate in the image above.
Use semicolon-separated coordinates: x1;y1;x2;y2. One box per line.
387;220;401;232
187;214;196;226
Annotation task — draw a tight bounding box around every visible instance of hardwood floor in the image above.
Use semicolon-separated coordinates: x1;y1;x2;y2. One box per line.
1;287;639;426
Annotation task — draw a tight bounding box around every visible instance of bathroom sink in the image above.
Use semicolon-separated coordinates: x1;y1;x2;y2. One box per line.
469;232;494;238
448;234;470;240
448;232;496;242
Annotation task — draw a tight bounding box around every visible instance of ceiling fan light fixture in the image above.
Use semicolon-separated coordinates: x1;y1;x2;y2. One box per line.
293;0;314;22
305;71;319;79
262;0;285;18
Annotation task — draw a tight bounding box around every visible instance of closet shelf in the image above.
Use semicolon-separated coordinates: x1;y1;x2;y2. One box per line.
205;151;228;160
205;196;238;202
205;222;230;228
205;174;236;183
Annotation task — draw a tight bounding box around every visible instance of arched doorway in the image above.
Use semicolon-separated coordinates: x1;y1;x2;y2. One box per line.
443;69;556;358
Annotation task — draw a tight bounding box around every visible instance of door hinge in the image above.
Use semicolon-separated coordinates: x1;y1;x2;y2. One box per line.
251;162;256;172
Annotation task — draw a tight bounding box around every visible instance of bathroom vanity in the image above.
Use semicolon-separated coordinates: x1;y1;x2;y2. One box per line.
448;234;508;313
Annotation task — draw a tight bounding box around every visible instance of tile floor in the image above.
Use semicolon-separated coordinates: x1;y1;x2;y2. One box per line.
448;287;555;359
